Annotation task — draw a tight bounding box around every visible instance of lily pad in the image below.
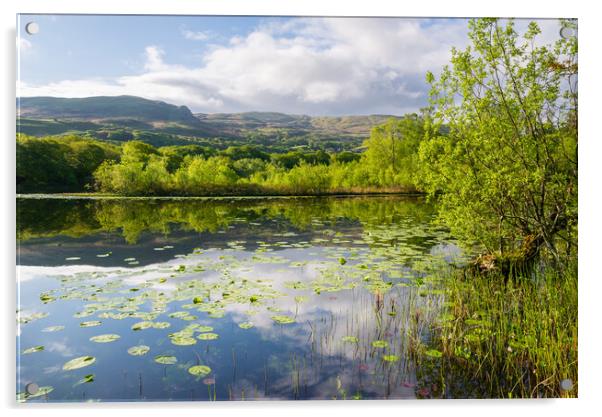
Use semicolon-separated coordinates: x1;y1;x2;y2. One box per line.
170;335;197;346
238;322;254;329
197;332;219;341
26;385;54;398
127;345;150;356
342;336;359;343
196;326;214;332
271;315;295;324
131;321;154;331
188;365;211;377
42;325;64;332
80;320;102;328
154;355;177;365
63;356;96;371
382;355;399;362
372;340;388;349
74;374;95;386
89;334;120;343
22;345;44;354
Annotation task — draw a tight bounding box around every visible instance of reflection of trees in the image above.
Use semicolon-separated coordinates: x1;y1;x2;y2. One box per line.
17;196;438;244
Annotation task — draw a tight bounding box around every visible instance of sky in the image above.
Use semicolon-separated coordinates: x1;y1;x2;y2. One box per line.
17;15;563;115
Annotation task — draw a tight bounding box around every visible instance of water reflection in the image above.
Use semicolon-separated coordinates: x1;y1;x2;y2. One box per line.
17;196;463;402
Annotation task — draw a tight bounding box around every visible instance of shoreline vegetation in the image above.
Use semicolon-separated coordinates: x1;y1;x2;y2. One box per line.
16;18;577;398
17;189;424;199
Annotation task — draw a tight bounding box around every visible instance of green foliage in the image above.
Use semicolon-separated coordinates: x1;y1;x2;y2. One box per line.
418;18;577;263
362;114;425;188
17;134;119;193
428;263;577;398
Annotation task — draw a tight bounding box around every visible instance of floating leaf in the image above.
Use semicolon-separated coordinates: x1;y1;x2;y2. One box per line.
131;321;154;331
170;335;197;346
188;365;211;377
154;355;177;365
197;326;214;332
65;257;81;261
80;321;102;328
339;257;347;265
39;293;56;303
74;374;95;386
271;315;295;324
90;334;120;343
197;333;219;340
42;325;64;332
382;355;399;362
238;322;254;329
342;336;359;344
26;385;54;398
22;345;44;354
127;345;150;356
63;356;96;371
372;340;388;349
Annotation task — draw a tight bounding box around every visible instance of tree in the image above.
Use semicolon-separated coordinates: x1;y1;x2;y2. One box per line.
363;115;424;187
418;19;577;267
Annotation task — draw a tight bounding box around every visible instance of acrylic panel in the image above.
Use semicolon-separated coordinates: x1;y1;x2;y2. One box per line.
16;14;578;402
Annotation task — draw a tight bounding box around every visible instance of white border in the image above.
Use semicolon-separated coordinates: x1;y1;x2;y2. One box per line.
2;1;600;416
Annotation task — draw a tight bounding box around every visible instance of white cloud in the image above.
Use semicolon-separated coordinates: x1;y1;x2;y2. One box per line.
182;29;212;41
18;18;562;115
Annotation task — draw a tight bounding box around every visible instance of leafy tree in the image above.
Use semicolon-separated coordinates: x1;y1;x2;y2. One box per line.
418;18;577;266
362;115;424;187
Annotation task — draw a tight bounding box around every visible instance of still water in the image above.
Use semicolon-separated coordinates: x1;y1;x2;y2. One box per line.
16;195;464;402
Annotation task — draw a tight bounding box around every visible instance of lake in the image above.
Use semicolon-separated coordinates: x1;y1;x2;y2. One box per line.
16;195;465;402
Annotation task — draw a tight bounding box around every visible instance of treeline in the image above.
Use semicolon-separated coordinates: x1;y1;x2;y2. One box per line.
17;114;425;195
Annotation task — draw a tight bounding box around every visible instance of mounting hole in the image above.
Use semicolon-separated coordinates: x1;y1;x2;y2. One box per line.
25;382;39;395
25;22;39;35
560;26;576;39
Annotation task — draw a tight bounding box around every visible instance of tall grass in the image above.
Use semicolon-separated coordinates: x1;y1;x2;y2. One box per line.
425;264;578;398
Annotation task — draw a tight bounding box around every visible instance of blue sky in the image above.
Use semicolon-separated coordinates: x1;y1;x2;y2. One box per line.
17;15;562;115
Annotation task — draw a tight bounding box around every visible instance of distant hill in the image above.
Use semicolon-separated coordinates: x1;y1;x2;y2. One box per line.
17;96;402;151
195;112;399;137
18;96;203;128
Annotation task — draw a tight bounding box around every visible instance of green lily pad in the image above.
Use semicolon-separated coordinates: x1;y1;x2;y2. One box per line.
188;365;211;377
22;345;44;354
131;321;154;331
382;355;399;362
63;356;96;371
342;336;359;343
80;320;102;327
170;336;197;346
197;332;219;340
74;374;95;386
89;334;120;343
238;322;254;329
42;325;64;332
372;340;388;349
196;326;214;332
127;345;150;356
271;315;295;324
26;385;54;398
154;355;177;365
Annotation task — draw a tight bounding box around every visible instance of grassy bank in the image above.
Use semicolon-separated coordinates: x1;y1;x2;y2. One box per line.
421;264;578;398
